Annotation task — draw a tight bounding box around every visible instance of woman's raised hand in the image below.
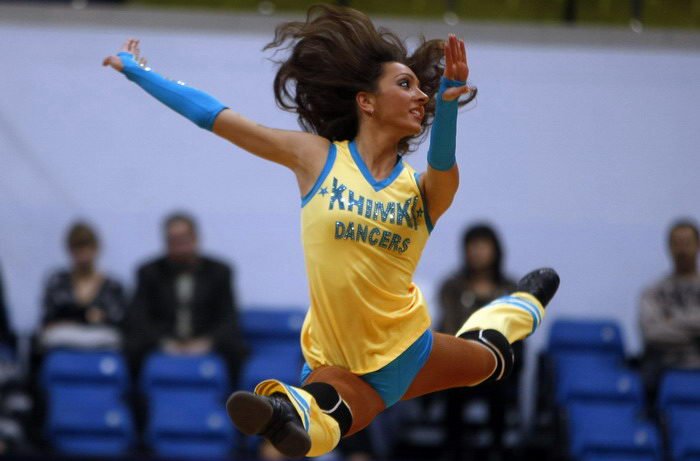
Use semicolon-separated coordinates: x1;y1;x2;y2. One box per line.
102;38;148;73
442;35;470;102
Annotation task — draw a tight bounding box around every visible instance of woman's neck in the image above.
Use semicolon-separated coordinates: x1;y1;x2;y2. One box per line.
466;267;497;282
355;125;400;180
72;266;97;279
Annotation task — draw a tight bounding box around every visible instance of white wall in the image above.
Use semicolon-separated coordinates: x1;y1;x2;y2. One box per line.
1;10;699;372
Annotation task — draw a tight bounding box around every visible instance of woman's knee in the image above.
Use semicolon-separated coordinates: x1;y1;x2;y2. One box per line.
303;366;385;436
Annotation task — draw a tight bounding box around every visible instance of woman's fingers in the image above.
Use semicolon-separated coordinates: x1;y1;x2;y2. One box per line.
459;40;468;81
444;38;454;79
122;38;141;58
101;55;124;72
104;37;142;72
444;35;469;82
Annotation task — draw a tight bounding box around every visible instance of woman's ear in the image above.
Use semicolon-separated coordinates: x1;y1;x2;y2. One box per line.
356;91;375;118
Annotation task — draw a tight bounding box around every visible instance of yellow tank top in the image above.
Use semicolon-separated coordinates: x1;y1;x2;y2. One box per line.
300;140;432;375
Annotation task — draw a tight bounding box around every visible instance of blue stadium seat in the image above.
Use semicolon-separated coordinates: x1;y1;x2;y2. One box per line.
658;370;700;409
242;342;303;391
46;385;134;456
141;352;229;396
553;350;624;377
581;455;658;461
40;349;129;391
146;389;234;458
557;367;644;406
240;309;305;390
548;319;625;358
241;308;305;343
567;402;661;460
140;353;235;457
41;350;134;456
666;407;700;461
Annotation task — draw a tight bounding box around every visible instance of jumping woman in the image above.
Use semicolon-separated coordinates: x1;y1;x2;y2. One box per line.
103;5;559;458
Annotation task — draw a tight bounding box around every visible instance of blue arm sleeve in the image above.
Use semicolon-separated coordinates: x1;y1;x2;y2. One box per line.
427;77;465;171
117;52;227;131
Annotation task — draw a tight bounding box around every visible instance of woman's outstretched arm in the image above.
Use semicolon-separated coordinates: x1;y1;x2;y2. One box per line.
102;38;328;196
419;35;470;225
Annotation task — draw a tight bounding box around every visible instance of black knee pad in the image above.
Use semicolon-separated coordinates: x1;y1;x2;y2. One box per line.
459;329;514;382
302;382;352;436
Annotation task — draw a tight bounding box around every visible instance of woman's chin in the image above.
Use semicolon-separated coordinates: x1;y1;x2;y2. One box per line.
389;122;422;139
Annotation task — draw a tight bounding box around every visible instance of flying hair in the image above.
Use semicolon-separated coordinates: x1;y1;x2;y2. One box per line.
265;4;476;154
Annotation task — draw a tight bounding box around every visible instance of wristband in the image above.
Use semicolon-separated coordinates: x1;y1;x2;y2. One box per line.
427;77;465;171
118;52;227;131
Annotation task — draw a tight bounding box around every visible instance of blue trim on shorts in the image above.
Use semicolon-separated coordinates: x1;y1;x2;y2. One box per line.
300;329;434;408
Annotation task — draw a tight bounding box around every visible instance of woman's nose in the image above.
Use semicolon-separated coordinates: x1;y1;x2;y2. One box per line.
415;88;429;104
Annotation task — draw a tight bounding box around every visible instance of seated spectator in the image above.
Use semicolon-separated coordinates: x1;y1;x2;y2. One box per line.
0;263;27;456
0;263;13;347
640;218;700;398
437;223;522;461
40;222;126;350
126;212;246;387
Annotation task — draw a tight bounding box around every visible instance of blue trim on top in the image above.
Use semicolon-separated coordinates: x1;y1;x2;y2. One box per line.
413;172;434;233
301;143;337;207
349;140;404;192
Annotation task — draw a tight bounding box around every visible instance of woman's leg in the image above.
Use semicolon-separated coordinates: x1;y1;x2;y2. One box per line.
228;270;558;458
401;332;497;400
403;268;559;400
227;365;386;459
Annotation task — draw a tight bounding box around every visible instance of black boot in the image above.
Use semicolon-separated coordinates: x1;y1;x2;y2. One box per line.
226;391;311;459
516;267;560;308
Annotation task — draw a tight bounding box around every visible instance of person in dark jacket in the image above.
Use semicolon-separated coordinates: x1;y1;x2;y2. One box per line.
127;212;246;386
0;264;13;346
437;224;522;461
639;219;700;400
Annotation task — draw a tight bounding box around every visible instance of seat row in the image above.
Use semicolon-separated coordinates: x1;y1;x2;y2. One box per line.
544;318;700;461
41;308;306;458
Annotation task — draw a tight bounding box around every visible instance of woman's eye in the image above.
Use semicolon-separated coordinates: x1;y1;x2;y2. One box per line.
399;80;409;88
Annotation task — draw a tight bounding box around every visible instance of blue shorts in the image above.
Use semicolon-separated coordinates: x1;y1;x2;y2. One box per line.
300;329;433;408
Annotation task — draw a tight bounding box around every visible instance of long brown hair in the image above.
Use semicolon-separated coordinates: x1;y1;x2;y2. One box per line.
265;4;475;154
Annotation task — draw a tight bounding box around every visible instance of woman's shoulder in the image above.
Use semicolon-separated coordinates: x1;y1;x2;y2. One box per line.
501;276;518;292
100;273;125;293
45;269;71;287
402;161;419;181
440;271;467;291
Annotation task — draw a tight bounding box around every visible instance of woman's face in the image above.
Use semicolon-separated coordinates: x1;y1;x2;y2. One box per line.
465;238;496;271
70;244;98;271
370;62;429;136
